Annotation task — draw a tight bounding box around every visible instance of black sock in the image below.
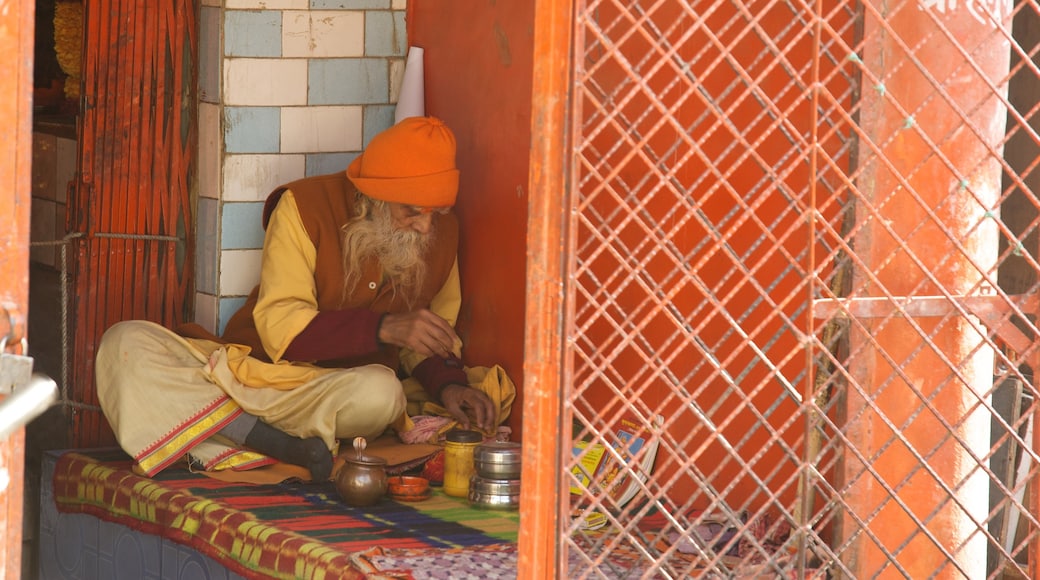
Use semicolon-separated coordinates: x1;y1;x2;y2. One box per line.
243;419;333;482
218;413;257;445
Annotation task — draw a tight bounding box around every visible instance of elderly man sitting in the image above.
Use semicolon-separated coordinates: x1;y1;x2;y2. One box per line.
96;117;514;482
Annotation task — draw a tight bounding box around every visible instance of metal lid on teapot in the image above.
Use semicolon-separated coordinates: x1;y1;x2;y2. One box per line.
344;436;387;466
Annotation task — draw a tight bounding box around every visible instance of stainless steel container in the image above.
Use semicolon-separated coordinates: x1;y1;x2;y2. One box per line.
473;441;522;480
468;474;521;510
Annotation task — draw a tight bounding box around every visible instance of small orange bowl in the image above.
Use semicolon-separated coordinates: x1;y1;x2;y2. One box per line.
387;475;431;501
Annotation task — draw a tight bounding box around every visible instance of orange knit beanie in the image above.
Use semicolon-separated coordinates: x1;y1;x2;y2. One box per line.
346;116;459;207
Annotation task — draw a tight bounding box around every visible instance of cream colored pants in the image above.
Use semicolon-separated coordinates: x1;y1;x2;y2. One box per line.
96;320;406;474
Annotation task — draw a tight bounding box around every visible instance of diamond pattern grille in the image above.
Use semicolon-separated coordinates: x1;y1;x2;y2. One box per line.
557;0;1040;577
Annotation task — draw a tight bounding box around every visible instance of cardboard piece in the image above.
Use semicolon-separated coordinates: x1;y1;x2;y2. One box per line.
199;434;443;485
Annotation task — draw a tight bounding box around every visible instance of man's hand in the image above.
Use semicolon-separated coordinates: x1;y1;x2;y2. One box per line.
439;384;496;432
378;309;460;358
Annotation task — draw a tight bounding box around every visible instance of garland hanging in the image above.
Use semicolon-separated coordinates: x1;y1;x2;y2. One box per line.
53;1;83;102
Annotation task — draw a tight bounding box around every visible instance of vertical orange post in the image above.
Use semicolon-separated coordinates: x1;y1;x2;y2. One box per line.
0;0;34;576
520;0;573;578
845;1;1010;577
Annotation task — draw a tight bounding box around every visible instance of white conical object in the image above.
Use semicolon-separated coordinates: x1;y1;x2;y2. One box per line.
395;46;426;123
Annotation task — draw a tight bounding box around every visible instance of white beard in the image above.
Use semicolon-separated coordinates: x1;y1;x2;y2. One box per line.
341;204;432;309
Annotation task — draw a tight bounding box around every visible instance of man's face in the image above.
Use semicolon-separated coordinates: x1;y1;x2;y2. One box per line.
387;203;451;235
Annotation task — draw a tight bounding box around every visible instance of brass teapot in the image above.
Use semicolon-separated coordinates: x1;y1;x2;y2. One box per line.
334;437;388;507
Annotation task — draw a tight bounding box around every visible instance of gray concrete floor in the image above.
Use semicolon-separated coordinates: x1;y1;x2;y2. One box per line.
24;262;71;579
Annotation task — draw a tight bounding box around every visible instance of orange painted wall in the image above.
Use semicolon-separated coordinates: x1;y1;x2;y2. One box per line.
408;2;535;441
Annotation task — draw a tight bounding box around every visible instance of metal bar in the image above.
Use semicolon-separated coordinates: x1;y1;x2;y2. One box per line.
0;376;59;441
814;293;1036;320
815;294;1038;367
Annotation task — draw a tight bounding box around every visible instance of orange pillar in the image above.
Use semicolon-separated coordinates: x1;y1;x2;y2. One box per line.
844;1;1010;577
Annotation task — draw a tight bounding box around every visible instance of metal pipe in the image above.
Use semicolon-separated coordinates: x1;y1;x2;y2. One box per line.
0;375;58;440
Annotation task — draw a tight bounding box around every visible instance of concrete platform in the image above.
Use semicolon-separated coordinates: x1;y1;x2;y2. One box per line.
38;449;246;580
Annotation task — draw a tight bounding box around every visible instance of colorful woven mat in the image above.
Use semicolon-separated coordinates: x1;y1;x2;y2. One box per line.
52;449;519;580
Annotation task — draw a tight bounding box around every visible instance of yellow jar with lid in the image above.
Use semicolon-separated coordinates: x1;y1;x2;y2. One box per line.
443;429;483;498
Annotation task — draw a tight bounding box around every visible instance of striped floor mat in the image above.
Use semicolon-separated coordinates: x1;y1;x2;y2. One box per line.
52;448;518;579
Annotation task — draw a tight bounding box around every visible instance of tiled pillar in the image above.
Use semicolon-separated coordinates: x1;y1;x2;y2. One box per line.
195;0;408;334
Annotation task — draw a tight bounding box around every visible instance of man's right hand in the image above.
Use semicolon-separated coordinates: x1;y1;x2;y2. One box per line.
439;384;496;431
377;309;460;358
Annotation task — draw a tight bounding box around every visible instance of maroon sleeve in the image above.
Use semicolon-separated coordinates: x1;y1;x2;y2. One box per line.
281;308;384;362
411;355;468;400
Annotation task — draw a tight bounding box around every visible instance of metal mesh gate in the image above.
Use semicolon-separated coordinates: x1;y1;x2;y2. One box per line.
526;0;1040;577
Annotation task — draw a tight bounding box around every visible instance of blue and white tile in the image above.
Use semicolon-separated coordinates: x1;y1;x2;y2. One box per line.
225;58;307;106
219;297;250;335
200;6;221;102
194;292;219;335
306;152;357;176
365;10;406;57
309;58;388;105
363;105;395;146
310;0;390;8
199;103;221;199
389;57;407;104
223;153;306;202
282;10;364;58
195;197;219;295
280;105;363;153
228;0;306;7
225;10;282;57
225;107;281;153
221;202;266;250
220;249;263;296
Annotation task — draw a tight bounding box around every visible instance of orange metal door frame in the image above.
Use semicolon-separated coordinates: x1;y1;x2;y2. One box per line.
0;0;36;576
521;0;573;578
